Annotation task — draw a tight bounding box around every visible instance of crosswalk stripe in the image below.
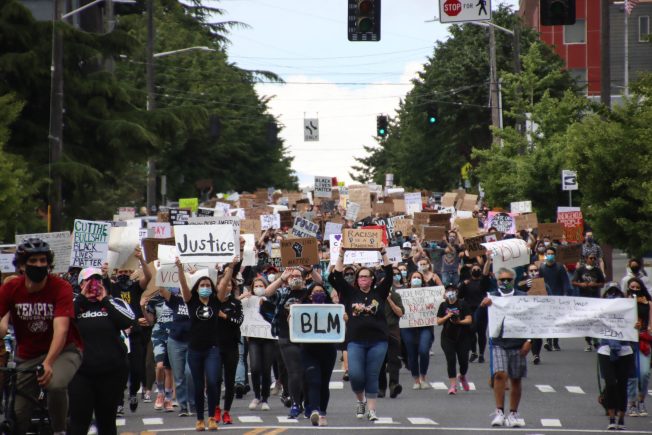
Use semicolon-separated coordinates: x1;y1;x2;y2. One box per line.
238;416;264;423
329;381;344;389
541;418;563;427
142;418;163;425
116;419;126;427
430;382;448;390
407;417;438;425
536;384;556;393
566;386;585;394
276;416;299;423
373;417;395;424
467;382;476;391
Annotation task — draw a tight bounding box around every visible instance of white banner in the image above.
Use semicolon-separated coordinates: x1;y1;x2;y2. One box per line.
260;214;280;230
155;263;217;289
16;231;71;274
0;253;14;274
291;217;318;238
323;222;343;241
241;295;275;340
328;234;380;266
397;286;445;328
70;220;111;268
488;296;638;342
404;192;422;215
314;176;332;198
481;239;530;271
510;201;532;214
174;225;236;264
149;222;172;239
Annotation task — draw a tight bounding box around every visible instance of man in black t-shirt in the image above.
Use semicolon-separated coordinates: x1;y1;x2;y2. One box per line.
458;258;492;363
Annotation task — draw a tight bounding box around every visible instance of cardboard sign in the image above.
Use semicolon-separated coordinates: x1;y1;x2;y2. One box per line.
323;222;343;241
372;202;394;215
241;295;275;340
281;237;319;267
397;286;445;328
70;220;110;268
289;304;346;343
174;225;236;263
557;207;584;243
485;212;516;234
456;218;479;238
314;176;333;198
240;219;262;235
511;201;533;214
179;198;199;213
279;210;293;228
538;222;565;240
458;194;478;211
169;208;191;226
527;277;548;296
142;237;175;263
342;228;383;250
465;234;488;258
348;186;372;218
260;214;281;230
441;192;457;208
361;225;389;246
421;226;447;241
556;243;582;265
291;217;319;238
149;222;172;239
393;218;414;235
329;234;381;266
430;213;452;230
515;213;539;231
15;231;71;274
345;202;360;221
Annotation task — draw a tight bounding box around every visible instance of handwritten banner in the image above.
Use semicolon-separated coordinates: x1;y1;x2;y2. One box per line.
314;176;333;198
289;304;346;343
510;201;532;214
488;296;638;342
397;286;445;328
70;220;110;268
481;239;530;270
241;295;275;340
260;214;281;230
342;228;383;250
291;216;319;238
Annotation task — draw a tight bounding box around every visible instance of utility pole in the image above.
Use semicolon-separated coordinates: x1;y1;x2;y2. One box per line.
489;24;500;144
48;0;64;231
146;0;156;214
600;0;611;107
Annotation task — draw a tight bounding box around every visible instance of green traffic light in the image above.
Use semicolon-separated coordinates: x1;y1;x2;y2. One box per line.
378;128;386;135
429;116;437;124
358;17;373;33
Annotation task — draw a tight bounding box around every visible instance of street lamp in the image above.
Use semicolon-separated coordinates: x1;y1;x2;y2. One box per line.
154;46;215;58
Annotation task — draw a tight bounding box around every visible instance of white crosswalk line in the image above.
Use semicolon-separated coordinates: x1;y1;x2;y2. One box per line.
430;382;448;390
408;417;439;425
536;384;556;393
277;416;299;423
238;416;263;423
374;417;395;424
467;382;476;391
142;417;164;425
566;386;585;394
115;418;125;427
541;418;563;427
329;381;344;389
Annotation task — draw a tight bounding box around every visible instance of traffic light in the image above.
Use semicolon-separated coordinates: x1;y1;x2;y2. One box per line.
376;115;388;137
348;0;381;42
426;107;438;126
540;0;576;26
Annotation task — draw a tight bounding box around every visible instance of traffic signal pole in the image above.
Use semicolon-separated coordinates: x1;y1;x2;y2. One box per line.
489;25;500;145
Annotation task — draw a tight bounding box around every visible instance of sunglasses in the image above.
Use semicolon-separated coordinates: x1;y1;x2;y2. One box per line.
498;278;513;283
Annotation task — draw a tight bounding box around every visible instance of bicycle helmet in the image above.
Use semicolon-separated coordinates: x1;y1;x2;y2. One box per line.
13;238;54;268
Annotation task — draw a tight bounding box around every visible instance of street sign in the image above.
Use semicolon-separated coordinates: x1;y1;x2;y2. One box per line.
562;170;578;191
439;0;491;23
304;118;319;141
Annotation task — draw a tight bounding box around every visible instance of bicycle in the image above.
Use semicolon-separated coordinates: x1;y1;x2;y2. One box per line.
0;335;51;435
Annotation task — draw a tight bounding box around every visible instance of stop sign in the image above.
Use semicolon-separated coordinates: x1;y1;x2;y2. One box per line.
443;0;462;16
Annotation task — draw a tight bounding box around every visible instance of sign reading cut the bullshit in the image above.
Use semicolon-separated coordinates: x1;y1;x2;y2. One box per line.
174;224;236;263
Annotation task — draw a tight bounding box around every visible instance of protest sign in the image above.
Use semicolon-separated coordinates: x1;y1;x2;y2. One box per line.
179;198;199;213
488;296;637;341
527;278;548;296
510;201;532;214
260;214;281;230
421;226;446;242
320;200;336;214
404;192;422;215
485;212;516;234
342;229;383;250
456;218;479;238
0;253;14;273
329;234;380;266
169;208;191;226
141;237;175;263
241;295;275;340
278;210;293;228
116;207;136;221
348;186;372;218
281;238;319;267
240;219;262;235
314;176;333;198
386;245;402;263
15;231;71;274
430;213;452;230
196;207;215;217
149;222;172;239
155;263;217;288
240;233;257;267
515;213;539;231
372;202;394;215
291;217;319;238
345;202;360;221
465;234;487;257
441;192;457;208
393;218;414;235
481;239;530;270
538;222;565;240
392;198;406;213
157;244;179;264
70;220;110;268
556;243;582;265
458;194;478;211
397;286;445;328
214;202;231;216
557;207;584;243
108;226;140;270
361;225;388;246
289;304;346;343
323;222;343;241
174;225;236;264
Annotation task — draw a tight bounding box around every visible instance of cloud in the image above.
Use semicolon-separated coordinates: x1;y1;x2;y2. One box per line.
255;60;424;187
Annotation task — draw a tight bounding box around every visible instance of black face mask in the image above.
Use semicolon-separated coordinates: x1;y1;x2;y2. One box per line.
631;266;641;274
471;269;482;278
25;265;48;283
116;275;131;287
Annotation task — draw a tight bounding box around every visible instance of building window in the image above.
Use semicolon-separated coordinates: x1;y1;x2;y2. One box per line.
640;16;650;42
564;19;586;44
568;68;587;90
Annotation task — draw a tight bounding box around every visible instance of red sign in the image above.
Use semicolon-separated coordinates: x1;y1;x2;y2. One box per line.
443;0;462;16
557;209;584;243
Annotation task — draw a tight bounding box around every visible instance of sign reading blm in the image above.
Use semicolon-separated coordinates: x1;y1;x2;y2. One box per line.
289;304;346;343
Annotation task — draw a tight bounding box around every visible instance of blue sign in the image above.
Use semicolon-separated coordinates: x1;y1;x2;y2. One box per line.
289;304;346;343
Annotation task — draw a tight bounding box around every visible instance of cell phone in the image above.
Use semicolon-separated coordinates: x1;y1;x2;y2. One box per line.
88;278;102;299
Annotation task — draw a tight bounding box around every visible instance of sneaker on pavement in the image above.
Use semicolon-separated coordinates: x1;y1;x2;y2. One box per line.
280;394;291;408
419;380;432;389
458;375;470;392
355;401;366;419
448;385;457;395
469;353;478;363
288;404;301;419
143;391;152;403
585;344;593;352
164;399;174;412
607;421;617;430
491;409;505;427
553;344;561;351
222;411;233;425
116;405;124;417
195;420;206;432
543;342;552;351
270;383;281;396
377;390;385;398
627;404;639;417
214;406;221;423
533;355;541;365
412;382;421;390
505;411;524;427
249;398;260;410
318;415;328;426
310;410;320;426
154;394;165;410
207;417;218;431
343;370;349;381
367;409;379;421
616;417;626;430
389;383;402;399
178;406;190;417
234;383;245;399
638;402;648;417
478;355;485;363
261;401;270;411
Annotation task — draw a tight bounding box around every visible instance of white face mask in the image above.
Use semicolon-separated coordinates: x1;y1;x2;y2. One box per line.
253;286;265;296
585;265;594;270
267;274;276;282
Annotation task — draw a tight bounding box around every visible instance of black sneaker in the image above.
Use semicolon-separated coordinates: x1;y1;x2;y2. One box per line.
389;384;402;399
235;383;245;399
543;342;552;351
377;390;385;398
178;406;190;417
533;355;540;365
343;370;349;381
553;344;561;351
469;353;478;363
280;394;292;408
129;395;138;412
478;355;485;363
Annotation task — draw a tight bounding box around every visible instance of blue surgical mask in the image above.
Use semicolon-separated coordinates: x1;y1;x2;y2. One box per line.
411;278;422;287
198;287;212;298
393;274;401;282
545;254;555;263
401;270;407;278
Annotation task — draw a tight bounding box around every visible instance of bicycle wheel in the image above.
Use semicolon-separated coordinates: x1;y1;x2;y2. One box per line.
0;419;14;435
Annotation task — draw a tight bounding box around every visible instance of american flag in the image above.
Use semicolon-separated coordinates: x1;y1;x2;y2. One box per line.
625;0;639;15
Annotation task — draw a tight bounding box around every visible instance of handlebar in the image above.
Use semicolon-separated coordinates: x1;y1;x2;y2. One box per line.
0;364;44;375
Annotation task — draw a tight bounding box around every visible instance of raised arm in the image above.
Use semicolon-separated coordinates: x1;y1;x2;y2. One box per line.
218;256;240;302
135;247;152;290
175;258;192;303
264;268;292;298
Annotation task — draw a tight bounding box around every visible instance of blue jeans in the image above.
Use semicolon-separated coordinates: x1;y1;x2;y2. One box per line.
167;337;195;410
347;340;388;398
400;327;434;378
627;345;651;403
188;346;221;420
235;337;249;385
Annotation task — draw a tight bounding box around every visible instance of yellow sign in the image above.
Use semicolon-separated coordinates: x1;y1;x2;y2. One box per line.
179;198;199;213
461;163;472;180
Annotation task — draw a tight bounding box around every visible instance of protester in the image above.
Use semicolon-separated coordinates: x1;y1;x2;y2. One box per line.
436;283;473;394
441;231;462;285
581;230;605;271
517;263;551;364
625;278;652;418
621;258;651;291
480;266;531;428
458;259;492;363
332;245;391;421
379;272;404;399
538;246;571;351
572;254;605;352
69;268;134;435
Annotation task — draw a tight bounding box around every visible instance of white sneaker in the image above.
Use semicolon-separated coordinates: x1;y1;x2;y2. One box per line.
261;401;270;411
419;380;432;389
412;382;421;390
355;401;366;419
367;409;379;421
491;409;505;427
505;411;524;427
248;398;260;410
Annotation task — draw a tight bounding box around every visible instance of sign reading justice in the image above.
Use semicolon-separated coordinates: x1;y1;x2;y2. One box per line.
174;225;236;263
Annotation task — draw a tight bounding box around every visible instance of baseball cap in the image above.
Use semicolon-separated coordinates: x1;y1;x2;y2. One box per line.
78;267;103;285
402;242;412;249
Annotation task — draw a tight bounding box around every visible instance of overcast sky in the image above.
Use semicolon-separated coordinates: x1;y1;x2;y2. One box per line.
217;0;520;186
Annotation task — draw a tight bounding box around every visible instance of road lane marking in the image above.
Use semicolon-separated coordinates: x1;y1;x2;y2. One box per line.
535;384;556;393
142;418;163;425
566;386;585;394
329;381;344;389
408;417;438;425
239;416;264;423
430;382;448;390
541;418;563;427
276;416;299;423
243;428;268;435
